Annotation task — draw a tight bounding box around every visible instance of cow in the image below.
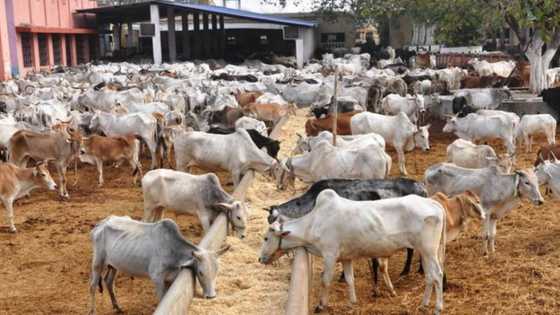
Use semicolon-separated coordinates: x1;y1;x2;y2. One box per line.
468;59;516;77
88;216;228;315
8;125;81;198
540;87;560;112
235;116;268;136
447;139;513;172
453;88;512;110
206;126;281;159
89;111;163;169
207;106;244;129
275;140;391;190
142;170;248;238
0;162;57;232
381;93;425;123
351;111;431;175
234;90;263;107
79;135;142;187
443;113;516;154
534;158;560;199
293;131;385;155
242;102;295;123
174;129;277;188
517;114;556;153
425;163;544;254
304;111;357;137
535;144;560;166
452;96;476;118
259;191;446;315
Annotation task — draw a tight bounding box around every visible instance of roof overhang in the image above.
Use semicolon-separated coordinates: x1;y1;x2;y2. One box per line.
15;26;97;34
77;0;317;28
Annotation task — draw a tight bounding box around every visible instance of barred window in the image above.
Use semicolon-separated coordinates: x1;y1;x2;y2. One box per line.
53;35;62;65
38;34;48;66
21;33;33;67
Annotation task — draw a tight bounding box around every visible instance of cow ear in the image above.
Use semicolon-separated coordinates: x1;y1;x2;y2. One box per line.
32;167;39;176
180;257;196;268
213;202;233;212
214;245;230;257
280;231;291;237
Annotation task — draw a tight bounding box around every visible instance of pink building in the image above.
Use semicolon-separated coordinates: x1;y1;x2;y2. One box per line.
0;0;98;80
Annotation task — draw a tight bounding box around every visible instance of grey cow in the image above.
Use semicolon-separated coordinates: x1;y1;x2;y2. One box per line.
88;216;227;315
425;163;543;255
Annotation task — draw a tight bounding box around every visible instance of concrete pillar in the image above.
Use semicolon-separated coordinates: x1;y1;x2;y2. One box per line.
32;33;40;70
70;35;78;66
83;36;90;63
203;13;209;57
47;34;54;66
295;38;304;69
219;15;225;58
181;13;190;59
126;22;134;50
193;13;200;59
150;4;162;64
113;24;121;51
167;8;176;63
61;35;67;66
211;14;218;58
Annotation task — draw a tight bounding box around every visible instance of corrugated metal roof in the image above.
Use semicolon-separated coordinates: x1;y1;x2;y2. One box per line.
78;0;317;28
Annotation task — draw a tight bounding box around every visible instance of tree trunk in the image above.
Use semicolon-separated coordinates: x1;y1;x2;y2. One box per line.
525;34;559;94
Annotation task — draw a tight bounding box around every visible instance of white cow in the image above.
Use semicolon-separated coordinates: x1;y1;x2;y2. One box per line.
351;111;431;175
381;93;425;123
477;109;520;134
235;116;268;136
259;191;446;315
443;113;516;154
454;88;512;110
535;158;560;199
517;114;556;152
276;141;391;189
446;139;513;172
425;163;543;254
89;111;163;169
293;130;385;155
174;129;277;187
468;59;516;77
142;170;248;237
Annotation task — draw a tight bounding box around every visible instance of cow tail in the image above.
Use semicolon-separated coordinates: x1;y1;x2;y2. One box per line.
155;120;166;167
385;153;391;178
133;136;143;175
439;206;447;283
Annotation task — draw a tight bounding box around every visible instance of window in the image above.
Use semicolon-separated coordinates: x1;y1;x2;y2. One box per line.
53;35;62;65
21;33;33;68
320;32;345;50
260;35;268;45
227;36;237;46
38;34;49;66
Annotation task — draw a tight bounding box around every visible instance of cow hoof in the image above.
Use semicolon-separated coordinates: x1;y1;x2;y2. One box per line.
372;288;381;297
113;305;124;314
9;227;17;233
314;305;324;313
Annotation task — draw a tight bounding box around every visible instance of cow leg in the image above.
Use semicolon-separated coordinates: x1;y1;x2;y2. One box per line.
89;256;105;315
400;248;414;276
96;158;104;187
130;158;143;186
104;267;123;313
342;260;357;304
315;255;336;313
198;210;212;233
420;255;443;315
232;170;242;188
2;198;16;233
378;257;396;296
528;136;532;153
396;147;407;176
153;276;168;301
369;258;381;296
56;162;69;199
147;141;158;170
489;218;498;254
481;215;490;256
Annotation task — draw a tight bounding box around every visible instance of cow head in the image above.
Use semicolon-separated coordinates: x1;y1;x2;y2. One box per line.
414;124;431;151
32;162;57;191
213;201;248;239
534;161;552;187
515;169;544;206
292;133;310;155
183;246;229;299
459;191;485;220
258;221;290;265
415;94;425;112
273;159;295;191
442;116;457;133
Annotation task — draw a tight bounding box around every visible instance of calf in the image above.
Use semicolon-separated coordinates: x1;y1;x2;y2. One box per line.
535;159;560;198
89;216;228;315
517;114;556;153
207;126;281;159
259;191;446;314
425;163;543;254
447;139;513;172
304;111;357;137
452;96;476;118
0;162;57;232
381;93;425;123
535;144;560;166
243;102;295;123
79;135;142;187
293;131;385;155
142;170;248;238
234;90;263;107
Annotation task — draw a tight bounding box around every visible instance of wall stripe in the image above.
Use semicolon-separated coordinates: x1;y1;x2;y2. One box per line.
5;0;19;75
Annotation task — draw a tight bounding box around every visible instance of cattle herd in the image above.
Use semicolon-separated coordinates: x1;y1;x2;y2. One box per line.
0;50;559;314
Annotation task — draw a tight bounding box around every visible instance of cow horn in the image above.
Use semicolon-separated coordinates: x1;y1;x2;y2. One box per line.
551;151;559;163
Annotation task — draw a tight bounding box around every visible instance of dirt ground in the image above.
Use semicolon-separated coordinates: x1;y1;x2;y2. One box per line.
1;109;559;315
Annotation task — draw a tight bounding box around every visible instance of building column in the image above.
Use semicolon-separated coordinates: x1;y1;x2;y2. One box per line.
126;22;134;51
70;35;78;66
47;34;55;66
211;14;218;58
113;23;121;51
167;8;176;62
193;13;200;59
181;13;190;59
150;4;162;64
295;38;304;69
83;36;90;63
202;13;209;58
61;35;67;66
32;33;40;71
219;15;225;58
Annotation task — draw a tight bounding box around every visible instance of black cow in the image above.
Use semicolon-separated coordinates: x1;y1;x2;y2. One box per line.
207;126;280;159
0;101;7;114
540;87;560;114
452;96;476;117
265;178;428;290
311;96;357;119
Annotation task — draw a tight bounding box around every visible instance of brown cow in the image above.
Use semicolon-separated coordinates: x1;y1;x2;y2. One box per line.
243;103;295;123
79;135;142;187
0;162;57;232
304;111;358;136
234;91;263;107
9;125;81;198
461;74;506;88
535;144;560;166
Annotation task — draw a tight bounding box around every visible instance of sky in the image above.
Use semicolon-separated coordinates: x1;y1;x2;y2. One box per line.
238;1;315;13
